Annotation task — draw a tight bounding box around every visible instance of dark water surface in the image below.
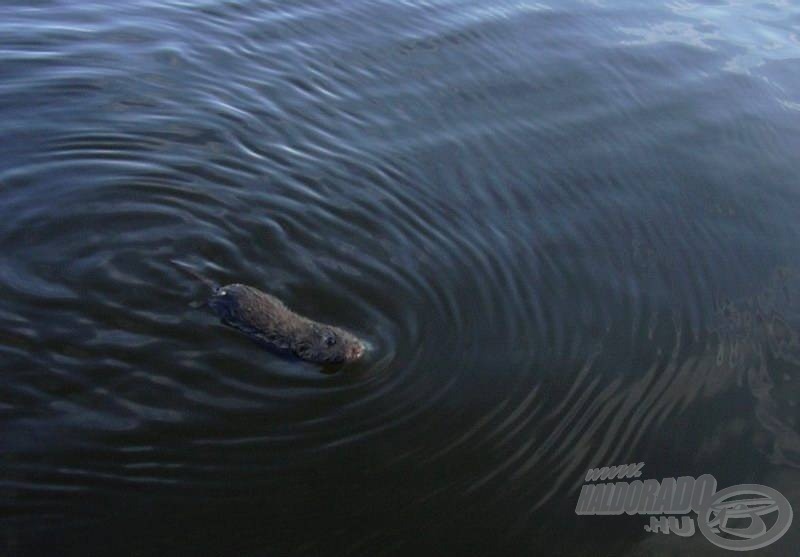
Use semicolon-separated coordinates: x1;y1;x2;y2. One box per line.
2;0;800;555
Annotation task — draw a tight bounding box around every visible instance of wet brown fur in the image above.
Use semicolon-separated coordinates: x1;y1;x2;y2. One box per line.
209;283;365;364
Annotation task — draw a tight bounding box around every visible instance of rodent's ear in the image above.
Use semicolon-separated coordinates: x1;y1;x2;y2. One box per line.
295;342;312;356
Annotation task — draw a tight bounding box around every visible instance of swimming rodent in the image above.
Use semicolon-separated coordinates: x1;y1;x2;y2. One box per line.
173;261;366;365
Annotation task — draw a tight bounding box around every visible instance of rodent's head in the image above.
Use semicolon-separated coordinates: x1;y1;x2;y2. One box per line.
295;324;366;364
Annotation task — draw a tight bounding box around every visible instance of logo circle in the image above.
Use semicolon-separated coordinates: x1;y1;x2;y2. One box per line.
697;484;793;551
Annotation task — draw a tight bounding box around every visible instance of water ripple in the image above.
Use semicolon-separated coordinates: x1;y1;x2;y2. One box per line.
1;0;799;554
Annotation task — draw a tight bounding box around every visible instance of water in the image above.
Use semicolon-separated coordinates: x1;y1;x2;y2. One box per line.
1;0;799;555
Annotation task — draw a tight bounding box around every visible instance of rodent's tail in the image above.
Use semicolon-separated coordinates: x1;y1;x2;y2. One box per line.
171;259;219;293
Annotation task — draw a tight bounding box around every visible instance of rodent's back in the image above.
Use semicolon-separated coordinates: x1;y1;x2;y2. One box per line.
229;284;305;332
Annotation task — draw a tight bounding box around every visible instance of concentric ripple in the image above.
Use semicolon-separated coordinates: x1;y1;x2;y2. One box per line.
1;0;799;555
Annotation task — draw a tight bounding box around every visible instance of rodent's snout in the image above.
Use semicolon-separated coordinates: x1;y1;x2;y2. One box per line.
347;341;366;362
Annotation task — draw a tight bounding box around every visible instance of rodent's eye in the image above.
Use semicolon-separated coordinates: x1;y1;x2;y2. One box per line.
324;335;336;346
